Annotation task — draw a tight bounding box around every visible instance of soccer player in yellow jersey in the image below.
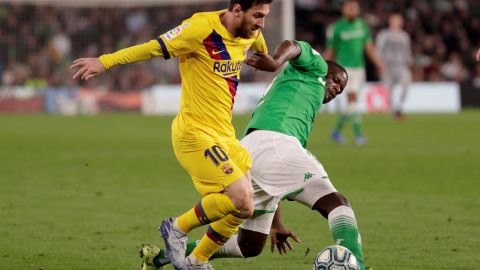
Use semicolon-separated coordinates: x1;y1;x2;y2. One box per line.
71;1;272;269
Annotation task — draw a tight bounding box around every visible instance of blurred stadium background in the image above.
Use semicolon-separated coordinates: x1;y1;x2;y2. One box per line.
1;0;480;113
1;1;480;270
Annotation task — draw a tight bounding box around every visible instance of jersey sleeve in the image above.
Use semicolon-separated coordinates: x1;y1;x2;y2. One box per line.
289;41;326;75
156;18;210;59
363;20;373;43
251;31;268;54
99;40;164;70
98;17;210;69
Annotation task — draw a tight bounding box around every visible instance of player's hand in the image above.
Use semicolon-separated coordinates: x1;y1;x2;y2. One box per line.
245;52;280;72
71;58;105;80
270;225;301;255
476;49;480;61
375;61;385;76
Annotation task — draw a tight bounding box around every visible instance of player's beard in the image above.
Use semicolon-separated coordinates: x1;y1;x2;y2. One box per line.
238;21;257;39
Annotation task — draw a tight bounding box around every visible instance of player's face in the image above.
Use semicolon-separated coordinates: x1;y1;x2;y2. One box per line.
342;1;360;20
389;14;403;30
238;4;270;38
324;70;348;104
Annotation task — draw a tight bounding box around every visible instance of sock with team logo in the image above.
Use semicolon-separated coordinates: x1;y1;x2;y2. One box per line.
175;193;239;234
328;205;365;270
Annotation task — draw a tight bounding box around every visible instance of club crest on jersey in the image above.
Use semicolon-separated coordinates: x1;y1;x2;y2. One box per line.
163;23;189;41
213;60;243;77
222;163;234;175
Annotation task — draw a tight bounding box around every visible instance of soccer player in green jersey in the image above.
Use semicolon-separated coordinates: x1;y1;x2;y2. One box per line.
325;0;383;145
141;40;368;270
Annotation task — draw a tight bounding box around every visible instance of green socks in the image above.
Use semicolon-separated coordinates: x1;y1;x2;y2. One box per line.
328;206;365;270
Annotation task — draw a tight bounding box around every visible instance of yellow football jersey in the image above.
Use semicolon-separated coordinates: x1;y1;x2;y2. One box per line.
99;10;267;144
158;10;268;142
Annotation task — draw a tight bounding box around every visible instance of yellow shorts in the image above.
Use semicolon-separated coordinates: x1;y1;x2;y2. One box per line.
172;133;252;196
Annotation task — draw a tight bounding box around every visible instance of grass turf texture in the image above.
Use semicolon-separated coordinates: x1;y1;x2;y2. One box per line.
1;111;479;270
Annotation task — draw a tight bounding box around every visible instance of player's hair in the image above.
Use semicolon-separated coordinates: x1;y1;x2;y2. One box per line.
390;12;403;18
326;60;348;80
229;0;274;11
343;0;359;5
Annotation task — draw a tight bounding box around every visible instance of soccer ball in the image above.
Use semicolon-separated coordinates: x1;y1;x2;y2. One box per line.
313;245;360;270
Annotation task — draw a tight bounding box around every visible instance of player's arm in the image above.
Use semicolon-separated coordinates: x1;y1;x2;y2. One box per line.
323;24;336;60
405;34;414;69
270;205;301;255
364;22;383;73
476;48;480;61
245;40;301;72
72;19;204;81
71;40;162;80
365;41;384;73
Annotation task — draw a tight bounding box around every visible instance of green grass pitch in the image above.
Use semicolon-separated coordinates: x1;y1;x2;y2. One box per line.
1;111;479;270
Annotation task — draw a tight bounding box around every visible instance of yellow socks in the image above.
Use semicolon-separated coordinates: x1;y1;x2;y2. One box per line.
191;214;245;262
176;193;239;233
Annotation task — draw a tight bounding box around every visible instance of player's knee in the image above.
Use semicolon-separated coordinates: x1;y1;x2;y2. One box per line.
233;194;253;218
337;193;351;207
225;179;253;217
312;192;351;218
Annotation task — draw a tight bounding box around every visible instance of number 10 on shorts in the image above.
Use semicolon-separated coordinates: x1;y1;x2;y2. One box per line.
204;145;229;166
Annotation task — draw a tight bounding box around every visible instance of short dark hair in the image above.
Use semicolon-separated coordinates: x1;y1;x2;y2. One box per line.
229;0;273;11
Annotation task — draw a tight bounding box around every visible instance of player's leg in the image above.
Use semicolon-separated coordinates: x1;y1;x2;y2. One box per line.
346;92;366;145
182;140;254;267
350;69;366;145
396;67;411;120
179;226;269;259
183;175;278;260
166;131;288;264
331;96;348;144
332;68;365;145
291;181;366;270
160;138;253;269
151;228;269;268
315;193;365;270
150;174;277;267
382;69;396;117
187;177;253;266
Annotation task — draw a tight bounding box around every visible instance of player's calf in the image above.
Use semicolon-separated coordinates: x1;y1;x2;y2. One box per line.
312;193;366;270
237;228;268;258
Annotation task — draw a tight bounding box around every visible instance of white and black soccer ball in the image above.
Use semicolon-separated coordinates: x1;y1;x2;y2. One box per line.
313;245;360;270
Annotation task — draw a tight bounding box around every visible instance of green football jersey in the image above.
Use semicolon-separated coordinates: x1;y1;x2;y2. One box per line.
326;17;372;68
244;41;327;148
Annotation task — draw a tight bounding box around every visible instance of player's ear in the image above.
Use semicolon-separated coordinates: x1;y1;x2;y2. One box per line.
231;4;243;17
